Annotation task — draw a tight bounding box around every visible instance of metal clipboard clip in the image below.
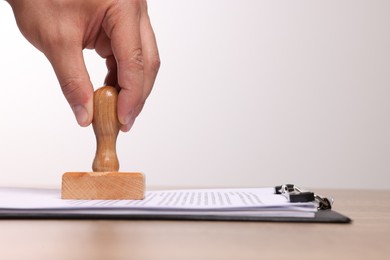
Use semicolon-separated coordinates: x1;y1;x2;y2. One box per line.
274;184;333;210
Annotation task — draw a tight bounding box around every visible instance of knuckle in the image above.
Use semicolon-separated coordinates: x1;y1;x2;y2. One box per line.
149;54;161;74
60;78;90;104
61;78;82;96
130;48;144;69
118;48;145;72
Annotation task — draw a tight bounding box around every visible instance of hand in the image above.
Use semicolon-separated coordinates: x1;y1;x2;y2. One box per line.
7;0;160;132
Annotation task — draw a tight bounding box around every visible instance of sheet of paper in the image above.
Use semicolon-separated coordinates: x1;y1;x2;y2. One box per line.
0;187;317;218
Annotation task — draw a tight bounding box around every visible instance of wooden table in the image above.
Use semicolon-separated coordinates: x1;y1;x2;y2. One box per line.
0;189;389;260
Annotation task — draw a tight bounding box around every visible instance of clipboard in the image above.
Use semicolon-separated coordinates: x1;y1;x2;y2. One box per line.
0;208;351;223
0;185;351;223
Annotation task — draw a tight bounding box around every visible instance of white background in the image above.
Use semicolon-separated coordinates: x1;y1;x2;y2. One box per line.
0;0;389;189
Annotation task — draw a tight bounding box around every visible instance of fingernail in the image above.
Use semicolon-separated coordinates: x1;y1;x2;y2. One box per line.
121;110;134;125
121;123;131;132
121;117;136;132
72;105;89;126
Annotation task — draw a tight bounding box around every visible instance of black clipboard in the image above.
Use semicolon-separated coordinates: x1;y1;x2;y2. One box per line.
0;208;351;223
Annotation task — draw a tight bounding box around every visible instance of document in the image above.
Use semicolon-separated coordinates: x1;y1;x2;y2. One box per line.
0;187;317;218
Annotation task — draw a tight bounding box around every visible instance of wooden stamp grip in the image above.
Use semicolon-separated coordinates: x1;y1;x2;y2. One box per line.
92;86;121;172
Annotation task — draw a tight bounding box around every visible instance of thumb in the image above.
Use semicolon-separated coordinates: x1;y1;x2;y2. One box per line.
46;46;94;127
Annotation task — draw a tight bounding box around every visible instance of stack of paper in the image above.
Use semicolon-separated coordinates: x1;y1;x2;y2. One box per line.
0;187;317;219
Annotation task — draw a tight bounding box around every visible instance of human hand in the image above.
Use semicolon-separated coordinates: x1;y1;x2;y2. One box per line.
6;0;160;132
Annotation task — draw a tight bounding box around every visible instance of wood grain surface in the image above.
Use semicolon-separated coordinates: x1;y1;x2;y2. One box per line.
61;172;145;200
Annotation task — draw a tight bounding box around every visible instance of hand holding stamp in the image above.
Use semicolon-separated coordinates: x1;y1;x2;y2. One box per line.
61;86;145;200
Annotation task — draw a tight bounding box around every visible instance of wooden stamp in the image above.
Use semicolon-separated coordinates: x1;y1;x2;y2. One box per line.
61;86;145;200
